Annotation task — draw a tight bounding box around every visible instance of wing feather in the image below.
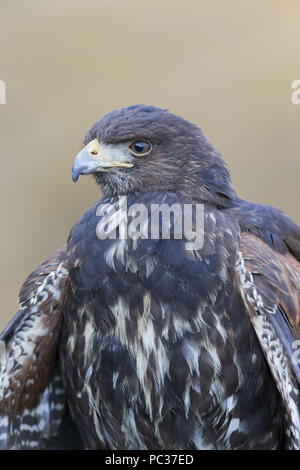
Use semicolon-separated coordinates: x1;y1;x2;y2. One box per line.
0;247;73;449
236;232;300;449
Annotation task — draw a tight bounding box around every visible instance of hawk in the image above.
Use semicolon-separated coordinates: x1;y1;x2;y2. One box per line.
1;105;300;450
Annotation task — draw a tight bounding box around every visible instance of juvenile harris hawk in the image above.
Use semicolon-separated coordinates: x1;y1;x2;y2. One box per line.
1;104;300;450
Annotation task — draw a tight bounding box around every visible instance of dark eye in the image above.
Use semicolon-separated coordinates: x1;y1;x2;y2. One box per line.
128;140;152;156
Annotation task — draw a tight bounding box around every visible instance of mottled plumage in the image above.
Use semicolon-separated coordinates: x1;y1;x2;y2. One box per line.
1;105;300;449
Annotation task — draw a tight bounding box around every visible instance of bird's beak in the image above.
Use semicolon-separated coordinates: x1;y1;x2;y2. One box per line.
72;139;134;182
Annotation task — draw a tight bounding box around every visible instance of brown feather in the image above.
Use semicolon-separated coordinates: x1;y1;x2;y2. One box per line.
236;232;300;448
0;246;69;449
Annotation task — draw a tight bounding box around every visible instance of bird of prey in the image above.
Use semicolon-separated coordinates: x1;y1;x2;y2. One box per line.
0;104;300;450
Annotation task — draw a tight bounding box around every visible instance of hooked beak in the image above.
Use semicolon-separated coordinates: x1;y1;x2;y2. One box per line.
72;139;134;182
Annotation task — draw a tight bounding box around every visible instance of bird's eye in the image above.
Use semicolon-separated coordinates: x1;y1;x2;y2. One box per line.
128;141;152;156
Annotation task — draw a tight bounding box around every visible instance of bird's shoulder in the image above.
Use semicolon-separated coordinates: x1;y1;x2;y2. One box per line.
232;199;300;261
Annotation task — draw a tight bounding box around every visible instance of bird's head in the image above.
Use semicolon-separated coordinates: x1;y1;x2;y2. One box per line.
72;104;236;206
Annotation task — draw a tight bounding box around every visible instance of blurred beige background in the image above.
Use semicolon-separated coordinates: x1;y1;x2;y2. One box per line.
0;0;299;330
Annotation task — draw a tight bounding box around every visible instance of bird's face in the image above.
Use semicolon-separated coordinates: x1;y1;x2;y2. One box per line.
72;135;155;196
72;104;235;204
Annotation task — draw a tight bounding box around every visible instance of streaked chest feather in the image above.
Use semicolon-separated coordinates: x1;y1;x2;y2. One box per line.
61;203;282;449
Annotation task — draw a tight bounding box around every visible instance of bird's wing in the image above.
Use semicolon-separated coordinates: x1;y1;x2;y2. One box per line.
0;247;78;449
236;232;300;449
